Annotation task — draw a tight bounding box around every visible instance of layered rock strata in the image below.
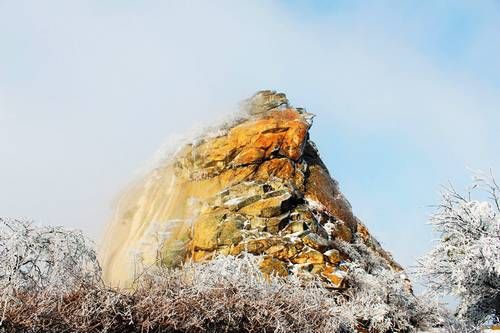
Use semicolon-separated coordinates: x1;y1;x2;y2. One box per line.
100;91;402;288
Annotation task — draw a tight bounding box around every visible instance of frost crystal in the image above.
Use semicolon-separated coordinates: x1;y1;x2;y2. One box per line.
417;172;500;328
0;217;101;294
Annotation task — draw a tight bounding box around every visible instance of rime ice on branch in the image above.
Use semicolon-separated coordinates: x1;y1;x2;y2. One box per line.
418;172;500;328
0;217;101;293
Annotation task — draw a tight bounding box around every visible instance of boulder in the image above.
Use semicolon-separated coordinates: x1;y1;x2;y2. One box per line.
100;90;404;288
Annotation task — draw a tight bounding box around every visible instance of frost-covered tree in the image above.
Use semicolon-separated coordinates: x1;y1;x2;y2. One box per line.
0;217;101;293
418;172;500;328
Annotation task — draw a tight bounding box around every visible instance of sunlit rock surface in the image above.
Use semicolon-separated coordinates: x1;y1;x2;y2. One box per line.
100;90;402;287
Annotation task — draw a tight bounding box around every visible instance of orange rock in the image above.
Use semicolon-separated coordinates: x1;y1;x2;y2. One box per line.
228;109;310;163
323;249;341;265
321;265;346;288
356;222;371;243
231;238;285;256
264;242;301;260
239;192;293;218
311;263;326;274
101;90;405;290
302;233;330;252
291;247;324;264
176;107;310;182
253;158;295;181
232;147;266;166
259;255;289;277
263;213;290;234
304;164;358;231
331;221;353;242
192;250;215;262
281;221;306;234
217;165;260;186
191;211;222;251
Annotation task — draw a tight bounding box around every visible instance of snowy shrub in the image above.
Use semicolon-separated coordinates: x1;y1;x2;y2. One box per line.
417;172;500;329
333;239;456;332
2;253;450;332
0;218;454;332
0;217;101;294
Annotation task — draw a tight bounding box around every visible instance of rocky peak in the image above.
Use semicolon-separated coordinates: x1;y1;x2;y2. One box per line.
100;90;402;288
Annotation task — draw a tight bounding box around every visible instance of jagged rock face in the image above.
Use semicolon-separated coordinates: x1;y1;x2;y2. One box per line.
100;91;402;287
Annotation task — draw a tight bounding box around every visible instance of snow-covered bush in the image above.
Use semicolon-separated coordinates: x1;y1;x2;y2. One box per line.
0;217;101;293
417;172;500;328
2;254;448;333
333;239;456;332
0;218;451;331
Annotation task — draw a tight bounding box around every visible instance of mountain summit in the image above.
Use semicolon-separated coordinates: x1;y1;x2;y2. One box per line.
100;90;404;288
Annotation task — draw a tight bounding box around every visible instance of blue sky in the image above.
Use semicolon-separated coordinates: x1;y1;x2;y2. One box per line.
1;0;499;285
